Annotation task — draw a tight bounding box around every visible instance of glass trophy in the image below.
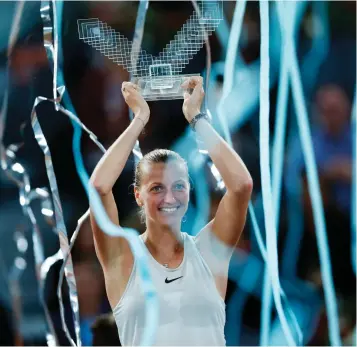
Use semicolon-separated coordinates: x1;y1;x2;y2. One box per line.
77;1;223;101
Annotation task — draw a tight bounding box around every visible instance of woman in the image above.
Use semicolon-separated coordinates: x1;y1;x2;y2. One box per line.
89;77;252;346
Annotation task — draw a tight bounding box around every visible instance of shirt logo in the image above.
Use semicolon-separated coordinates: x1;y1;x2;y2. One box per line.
165;276;183;284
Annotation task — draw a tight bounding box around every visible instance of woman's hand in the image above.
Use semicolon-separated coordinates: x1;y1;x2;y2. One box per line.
181;76;205;122
121;82;150;125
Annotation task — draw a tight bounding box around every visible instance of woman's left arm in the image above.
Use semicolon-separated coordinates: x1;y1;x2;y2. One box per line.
182;77;253;247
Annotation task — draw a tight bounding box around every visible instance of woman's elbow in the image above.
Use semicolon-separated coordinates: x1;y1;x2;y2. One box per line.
90;175;111;196
241;178;253;196
232;176;253;198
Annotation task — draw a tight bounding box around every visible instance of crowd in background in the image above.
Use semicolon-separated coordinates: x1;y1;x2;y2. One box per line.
0;1;355;346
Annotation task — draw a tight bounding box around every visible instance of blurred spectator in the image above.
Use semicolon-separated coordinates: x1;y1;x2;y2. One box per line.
47;216;111;346
91;313;121;346
343;327;356;346
10;44;48;85
308;295;356;346
285;83;355;345
70;217;109;346
291;83;353;215
313;84;352;213
339;296;356;343
75;260;106;346
287;83;354;289
300;167;355;297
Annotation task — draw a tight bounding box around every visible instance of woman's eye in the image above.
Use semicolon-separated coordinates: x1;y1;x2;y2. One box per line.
151;186;163;192
174;183;185;190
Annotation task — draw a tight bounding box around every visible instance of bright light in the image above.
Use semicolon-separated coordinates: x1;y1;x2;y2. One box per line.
11;163;24;174
20;196;26;206
15;257;26;270
17;237;28;253
41;208;54;217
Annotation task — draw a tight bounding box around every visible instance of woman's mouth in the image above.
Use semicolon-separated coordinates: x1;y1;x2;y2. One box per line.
159;206;180;213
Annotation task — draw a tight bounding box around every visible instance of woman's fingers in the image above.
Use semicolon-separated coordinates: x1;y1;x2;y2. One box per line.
183;91;190;100
185;77;204;97
122;81;139;92
181;76;203;90
191;76;203;85
181;78;190;89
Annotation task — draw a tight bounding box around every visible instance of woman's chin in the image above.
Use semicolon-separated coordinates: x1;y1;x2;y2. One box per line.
156;213;183;226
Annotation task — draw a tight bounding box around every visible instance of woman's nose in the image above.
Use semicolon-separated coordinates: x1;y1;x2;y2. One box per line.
164;190;177;203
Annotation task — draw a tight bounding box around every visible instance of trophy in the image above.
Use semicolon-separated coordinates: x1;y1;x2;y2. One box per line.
77;1;222;101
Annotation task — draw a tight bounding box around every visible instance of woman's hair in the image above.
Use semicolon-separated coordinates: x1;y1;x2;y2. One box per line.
134;149;188;188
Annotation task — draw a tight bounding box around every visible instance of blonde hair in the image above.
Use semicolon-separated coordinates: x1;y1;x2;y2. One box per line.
134;149;188;188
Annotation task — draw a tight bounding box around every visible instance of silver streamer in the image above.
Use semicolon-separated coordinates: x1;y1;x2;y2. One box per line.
0;1;63;345
129;0;149;162
190;0;212;114
31;95;81;347
1;143;60;347
131;0;149;81
28;92;107;347
57;210;90;340
9;225;27;346
40;2;117;344
39;1;86;345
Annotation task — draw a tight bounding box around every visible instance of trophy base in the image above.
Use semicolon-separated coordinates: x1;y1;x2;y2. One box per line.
134;74;199;101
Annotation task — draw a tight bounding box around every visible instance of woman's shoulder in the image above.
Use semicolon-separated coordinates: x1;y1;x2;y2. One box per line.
181;231;197;244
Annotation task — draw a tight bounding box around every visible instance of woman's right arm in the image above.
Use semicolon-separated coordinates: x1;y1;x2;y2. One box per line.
89;82;150;269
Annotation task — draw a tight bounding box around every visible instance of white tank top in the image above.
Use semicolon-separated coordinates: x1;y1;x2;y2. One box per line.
113;232;226;346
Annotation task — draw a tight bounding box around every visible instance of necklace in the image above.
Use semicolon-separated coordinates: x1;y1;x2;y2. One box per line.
162;243;181;268
144;234;183;268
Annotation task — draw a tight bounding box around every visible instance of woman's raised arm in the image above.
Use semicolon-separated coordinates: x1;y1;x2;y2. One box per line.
89;82;150;269
182;76;252;248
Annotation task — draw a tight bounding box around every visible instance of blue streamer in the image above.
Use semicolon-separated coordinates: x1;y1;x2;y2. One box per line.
221;4;282;132
205;1;302;344
276;2;341;344
187;0;216;232
300;1;330;99
70;122;158;346
260;12;291;346
261;1;330;343
207;1;291;135
214;6;230;60
52;1;159;345
225;202;303;345
217;0;247;139
209;1;302;344
282;0;329;278
258;2;296;345
190;153;211;235
352;87;356;275
261;2;299;344
40;2;82;344
212;6;253;343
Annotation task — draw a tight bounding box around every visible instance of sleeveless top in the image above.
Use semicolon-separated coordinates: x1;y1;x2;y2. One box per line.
113;232;228;346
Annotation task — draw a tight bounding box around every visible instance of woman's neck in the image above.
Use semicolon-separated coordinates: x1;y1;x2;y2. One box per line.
143;221;183;253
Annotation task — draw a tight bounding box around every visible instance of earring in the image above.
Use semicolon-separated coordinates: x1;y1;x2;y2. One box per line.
182;215;187;223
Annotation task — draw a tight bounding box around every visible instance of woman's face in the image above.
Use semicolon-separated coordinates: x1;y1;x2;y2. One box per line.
135;161;190;227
